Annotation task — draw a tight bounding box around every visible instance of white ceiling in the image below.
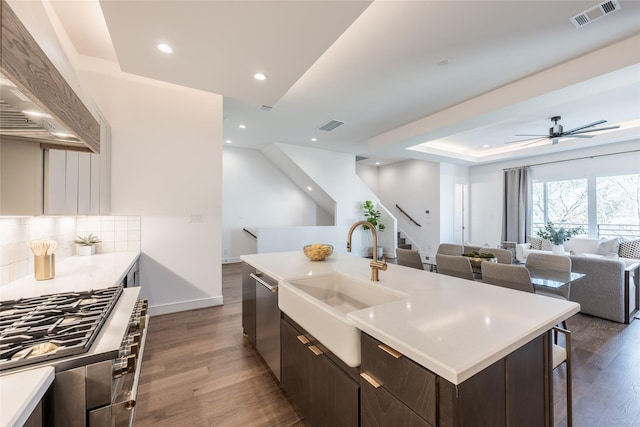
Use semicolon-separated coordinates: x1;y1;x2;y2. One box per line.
49;0;640;166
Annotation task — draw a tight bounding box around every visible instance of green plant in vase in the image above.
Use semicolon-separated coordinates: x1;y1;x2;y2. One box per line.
362;200;385;232
536;221;584;253
362;200;385;258
74;233;101;256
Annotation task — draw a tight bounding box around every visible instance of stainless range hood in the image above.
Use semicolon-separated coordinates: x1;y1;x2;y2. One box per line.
1;0;100;152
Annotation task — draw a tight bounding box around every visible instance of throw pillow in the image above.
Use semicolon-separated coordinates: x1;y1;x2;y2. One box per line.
541;239;554;251
618;239;640;259
597;237;620;256
529;236;543;250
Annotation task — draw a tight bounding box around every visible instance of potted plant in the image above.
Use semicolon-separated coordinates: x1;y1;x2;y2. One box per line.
74;233;101;256
536;221;583;254
362;200;385;258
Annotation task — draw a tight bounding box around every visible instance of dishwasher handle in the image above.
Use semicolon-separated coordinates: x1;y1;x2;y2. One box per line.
250;273;277;293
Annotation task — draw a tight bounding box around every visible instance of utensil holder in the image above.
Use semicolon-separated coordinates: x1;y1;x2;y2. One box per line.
35;254;55;281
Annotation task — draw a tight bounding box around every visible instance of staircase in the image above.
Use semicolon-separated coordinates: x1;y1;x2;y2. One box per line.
397;231;412;250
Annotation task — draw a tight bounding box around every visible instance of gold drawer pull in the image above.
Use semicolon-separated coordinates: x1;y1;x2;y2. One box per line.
360;372;381;389
308;345;323;356
297;335;310;345
377;343;403;359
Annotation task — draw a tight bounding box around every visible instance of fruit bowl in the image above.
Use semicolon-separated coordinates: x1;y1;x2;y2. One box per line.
303;244;334;261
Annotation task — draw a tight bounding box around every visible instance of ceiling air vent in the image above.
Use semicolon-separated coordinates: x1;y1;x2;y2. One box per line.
319;119;344;132
257;104;273;112
570;0;621;28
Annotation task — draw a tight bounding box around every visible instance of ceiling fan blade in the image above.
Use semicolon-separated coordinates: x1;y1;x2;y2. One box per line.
504;137;548;146
505;137;541;144
563;134;593;138
514;134;547;137
566;124;620;135
562;120;607;134
524;138;548;147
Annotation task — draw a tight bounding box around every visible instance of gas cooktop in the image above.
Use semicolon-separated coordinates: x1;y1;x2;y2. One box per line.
0;286;123;372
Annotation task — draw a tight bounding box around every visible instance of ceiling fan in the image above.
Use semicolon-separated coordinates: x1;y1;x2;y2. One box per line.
506;115;620;146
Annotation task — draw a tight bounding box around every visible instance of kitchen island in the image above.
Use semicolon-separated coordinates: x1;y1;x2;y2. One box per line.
241;250;580;426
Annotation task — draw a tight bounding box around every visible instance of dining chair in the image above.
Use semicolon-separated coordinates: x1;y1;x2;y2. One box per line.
490;248;514;264
435;254;474;280
525;252;572;300
395;248;424;270
481;262;533;292
525;252;572;336
480;262;573;427
436;243;464;256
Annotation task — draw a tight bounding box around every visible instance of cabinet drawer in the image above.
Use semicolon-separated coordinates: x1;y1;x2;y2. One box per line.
361;333;436;425
361;374;432;427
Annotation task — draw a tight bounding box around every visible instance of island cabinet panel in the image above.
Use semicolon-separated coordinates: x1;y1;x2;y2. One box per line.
361;377;431;427
362;332;550;427
280;316;360;427
361;333;436;426
438;359;506;427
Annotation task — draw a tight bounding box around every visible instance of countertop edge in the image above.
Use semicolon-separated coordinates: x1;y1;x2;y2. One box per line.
0;366;54;427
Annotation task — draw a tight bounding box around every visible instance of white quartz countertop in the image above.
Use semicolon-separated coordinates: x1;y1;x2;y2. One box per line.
241;251;580;384
0;366;54;427
0;251;140;301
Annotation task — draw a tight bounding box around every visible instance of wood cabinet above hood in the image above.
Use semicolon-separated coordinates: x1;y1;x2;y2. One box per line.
0;0;100;153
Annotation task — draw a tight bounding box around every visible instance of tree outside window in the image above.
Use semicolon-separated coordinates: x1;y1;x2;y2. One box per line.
533;174;640;240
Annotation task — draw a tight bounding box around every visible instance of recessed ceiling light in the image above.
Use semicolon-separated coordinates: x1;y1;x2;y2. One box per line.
238;124;246;129
375;162;380;165
311;137;317;142
254;72;268;81
157;43;173;54
307;186;312;191
482;144;490;148
225;139;232;144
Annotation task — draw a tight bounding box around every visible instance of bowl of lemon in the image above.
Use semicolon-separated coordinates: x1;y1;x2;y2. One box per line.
303;243;334;261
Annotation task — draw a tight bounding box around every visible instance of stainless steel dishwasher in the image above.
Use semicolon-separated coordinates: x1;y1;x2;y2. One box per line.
252;271;281;380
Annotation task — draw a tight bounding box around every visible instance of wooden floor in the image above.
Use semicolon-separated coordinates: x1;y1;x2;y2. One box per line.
135;263;640;426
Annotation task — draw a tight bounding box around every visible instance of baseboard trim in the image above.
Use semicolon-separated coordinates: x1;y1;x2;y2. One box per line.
148;296;223;316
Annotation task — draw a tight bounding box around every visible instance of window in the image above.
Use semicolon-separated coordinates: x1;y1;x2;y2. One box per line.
596;174;640;239
532;174;640;240
532;178;588;235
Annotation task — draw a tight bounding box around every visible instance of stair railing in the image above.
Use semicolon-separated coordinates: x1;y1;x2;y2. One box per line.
243;228;257;239
395;204;421;227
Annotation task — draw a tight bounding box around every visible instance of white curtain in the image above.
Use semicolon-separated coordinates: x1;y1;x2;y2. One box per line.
502;167;530;243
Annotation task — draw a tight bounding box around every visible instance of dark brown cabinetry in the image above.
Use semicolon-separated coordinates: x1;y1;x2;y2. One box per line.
360;332;551;427
360;333;436;427
281;315;360;427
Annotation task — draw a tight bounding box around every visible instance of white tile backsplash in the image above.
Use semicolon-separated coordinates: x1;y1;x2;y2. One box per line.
0;215;141;286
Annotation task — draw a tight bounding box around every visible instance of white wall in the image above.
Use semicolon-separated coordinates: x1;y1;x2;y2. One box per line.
356;163;379;194
258;143;391;257
468;140;640;247
222;146;322;263
377;159;443;260
79;70;223;316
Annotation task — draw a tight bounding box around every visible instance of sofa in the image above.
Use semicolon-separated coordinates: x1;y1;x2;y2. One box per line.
516;237;640;323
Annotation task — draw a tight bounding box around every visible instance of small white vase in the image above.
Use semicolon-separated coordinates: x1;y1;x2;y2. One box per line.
77;245;96;256
552;244;564;255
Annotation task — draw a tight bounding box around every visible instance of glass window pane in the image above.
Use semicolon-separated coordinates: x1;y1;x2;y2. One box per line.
596;174;640;239
532;179;587;235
